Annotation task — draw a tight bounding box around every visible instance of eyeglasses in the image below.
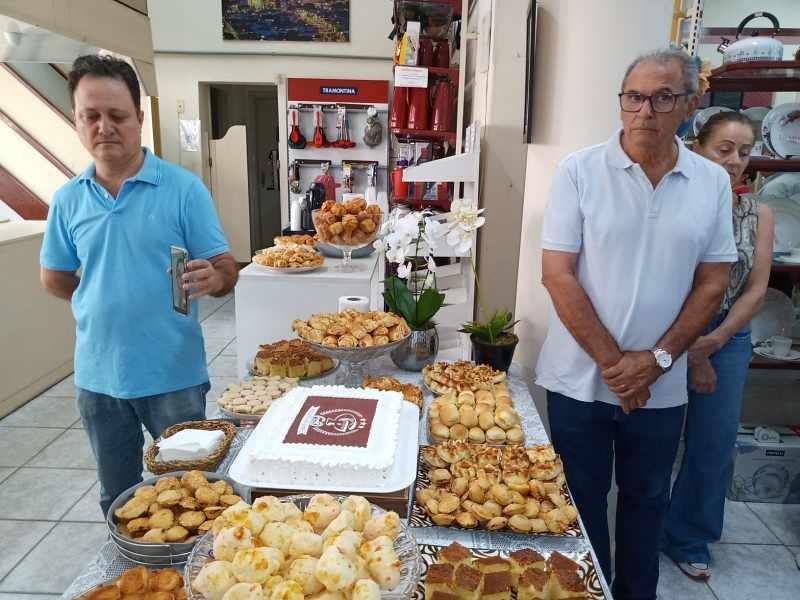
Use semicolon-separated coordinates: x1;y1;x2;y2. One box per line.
618;92;690;113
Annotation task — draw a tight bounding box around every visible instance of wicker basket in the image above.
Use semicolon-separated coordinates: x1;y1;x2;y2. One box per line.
144;420;237;475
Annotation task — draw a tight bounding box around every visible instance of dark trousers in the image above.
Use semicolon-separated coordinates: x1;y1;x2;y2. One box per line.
547;391;685;600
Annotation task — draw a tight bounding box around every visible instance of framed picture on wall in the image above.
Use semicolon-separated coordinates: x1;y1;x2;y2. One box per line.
222;0;350;42
524;1;539;144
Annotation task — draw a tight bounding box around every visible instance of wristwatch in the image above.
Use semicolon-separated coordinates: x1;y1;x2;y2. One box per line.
652;348;673;373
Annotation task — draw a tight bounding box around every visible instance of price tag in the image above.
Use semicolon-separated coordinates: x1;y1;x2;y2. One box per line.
394;66;429;89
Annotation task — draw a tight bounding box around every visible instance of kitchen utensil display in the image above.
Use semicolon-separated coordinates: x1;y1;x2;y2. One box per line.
431;80;454;132
310;105;330;148
341;162;353;193
288;107;306;149
363;105;383;147
407;86;430;130
300;192;313;231
762;103;800;158
391;164;409;199
719;12;784;64
289;192;303;231
333;105;356;148
390;86;408;129
417;37;434;67
751;288;794;345
365;163;378;206
433;39;450;67
693;106;734;137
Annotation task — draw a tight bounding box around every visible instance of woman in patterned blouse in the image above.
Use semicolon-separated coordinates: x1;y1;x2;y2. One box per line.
662;111;774;581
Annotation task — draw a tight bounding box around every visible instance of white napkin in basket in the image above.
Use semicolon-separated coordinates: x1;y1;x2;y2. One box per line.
157;429;224;462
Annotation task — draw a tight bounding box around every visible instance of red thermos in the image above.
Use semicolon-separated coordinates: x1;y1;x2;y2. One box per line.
389;86;408;129
418;38;434;67
434;40;450;68
431;80;453;132
407;87;430;130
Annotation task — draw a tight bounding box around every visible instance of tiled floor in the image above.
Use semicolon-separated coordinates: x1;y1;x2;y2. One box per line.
0;294;798;598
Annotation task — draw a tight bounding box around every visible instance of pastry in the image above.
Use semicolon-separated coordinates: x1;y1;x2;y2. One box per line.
361;376;424;411
193;561;239;600
293;310;409;349
423;361;506;394
475;556;511;575
313;199;381;246
253;244;323;269
254;339;334;379
517;567;549;600
274;234;315;246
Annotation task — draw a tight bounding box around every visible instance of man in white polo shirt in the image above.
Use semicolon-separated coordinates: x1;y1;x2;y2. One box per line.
537;48;736;600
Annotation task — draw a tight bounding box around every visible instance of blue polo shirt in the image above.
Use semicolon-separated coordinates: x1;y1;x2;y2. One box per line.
41;148;229;398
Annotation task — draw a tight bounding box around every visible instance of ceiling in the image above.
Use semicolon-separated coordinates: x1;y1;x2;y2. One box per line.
0;16;99;63
114;0;148;15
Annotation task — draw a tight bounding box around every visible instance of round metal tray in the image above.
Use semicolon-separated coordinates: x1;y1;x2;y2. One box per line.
106;471;242;567
185;494;422;600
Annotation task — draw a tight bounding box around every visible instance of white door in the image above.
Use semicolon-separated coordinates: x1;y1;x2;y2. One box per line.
209;125;251;262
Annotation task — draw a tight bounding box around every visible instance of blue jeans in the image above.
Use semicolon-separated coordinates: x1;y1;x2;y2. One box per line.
547;391;686;600
663;318;752;564
77;382;209;516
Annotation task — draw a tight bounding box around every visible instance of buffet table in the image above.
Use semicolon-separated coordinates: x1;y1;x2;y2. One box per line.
61;357;612;599
234;254;380;379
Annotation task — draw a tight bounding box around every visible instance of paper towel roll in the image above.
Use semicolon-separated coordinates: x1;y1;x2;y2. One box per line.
339;295;370;312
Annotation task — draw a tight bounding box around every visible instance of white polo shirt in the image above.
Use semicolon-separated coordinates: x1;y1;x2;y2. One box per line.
535;129;737;409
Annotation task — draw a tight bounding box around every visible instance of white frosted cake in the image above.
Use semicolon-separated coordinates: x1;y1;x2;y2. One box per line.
246;385;405;488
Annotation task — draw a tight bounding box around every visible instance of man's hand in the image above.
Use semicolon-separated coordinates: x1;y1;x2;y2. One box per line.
602;351;662;409
688;358;717;393
183;259;223;300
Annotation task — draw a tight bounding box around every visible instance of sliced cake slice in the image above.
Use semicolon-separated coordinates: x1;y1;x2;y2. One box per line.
517;567;549;600
509;549;546;587
452;563;482;600
437;542;473;568
481;571;512;600
425;562;455;600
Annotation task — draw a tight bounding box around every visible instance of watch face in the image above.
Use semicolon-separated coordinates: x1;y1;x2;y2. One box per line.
656;352;672;369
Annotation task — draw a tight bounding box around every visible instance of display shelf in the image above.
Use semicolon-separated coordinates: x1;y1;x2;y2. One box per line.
391;127;456;144
771;262;800;273
749;349;800;370
427;66;459;79
708;60;800;93
746;158;800;174
397;0;462;19
403;121;479;182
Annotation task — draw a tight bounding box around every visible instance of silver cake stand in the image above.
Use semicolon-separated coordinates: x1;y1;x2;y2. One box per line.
303;334;410;387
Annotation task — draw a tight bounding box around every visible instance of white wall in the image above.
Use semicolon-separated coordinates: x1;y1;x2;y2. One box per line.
150;0;394;227
148;0;393;58
0;201;22;222
514;0;673;373
0;222;75;417
0;119;68;204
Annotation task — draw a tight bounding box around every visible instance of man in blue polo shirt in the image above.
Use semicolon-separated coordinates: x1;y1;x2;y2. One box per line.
40;55;238;514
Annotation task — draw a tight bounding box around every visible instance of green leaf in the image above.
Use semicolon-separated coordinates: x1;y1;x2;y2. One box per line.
415;288;445;326
386;276;416;324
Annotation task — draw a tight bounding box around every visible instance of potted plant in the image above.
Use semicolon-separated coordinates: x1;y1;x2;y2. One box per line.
460;309;519;372
376;210;447;370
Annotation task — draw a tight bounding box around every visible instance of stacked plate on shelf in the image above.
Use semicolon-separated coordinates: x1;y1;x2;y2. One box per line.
762;103;800;159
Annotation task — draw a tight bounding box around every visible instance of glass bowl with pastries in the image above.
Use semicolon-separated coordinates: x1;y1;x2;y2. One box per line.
362;375;424;419
186;493;421;600
292;310;411;386
72;565;186;600
252;243;324;273
108;470;244;566
311;197;382;272
250;339;337;380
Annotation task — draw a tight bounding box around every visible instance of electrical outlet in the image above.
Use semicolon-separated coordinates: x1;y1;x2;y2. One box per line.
177;99;185;114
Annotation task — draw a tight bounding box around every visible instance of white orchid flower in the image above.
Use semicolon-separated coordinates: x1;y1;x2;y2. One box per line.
447;199;485;234
373;238;386;252
397;262;413;279
427;256;438;273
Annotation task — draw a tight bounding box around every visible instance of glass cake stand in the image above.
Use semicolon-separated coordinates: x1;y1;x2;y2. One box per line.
304;335;411;387
312;209;382;272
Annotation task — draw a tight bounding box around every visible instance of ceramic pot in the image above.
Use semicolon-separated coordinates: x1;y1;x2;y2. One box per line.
471;333;518;372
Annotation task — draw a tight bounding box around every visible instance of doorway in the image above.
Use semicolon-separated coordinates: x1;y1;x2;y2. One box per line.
207;84;281;259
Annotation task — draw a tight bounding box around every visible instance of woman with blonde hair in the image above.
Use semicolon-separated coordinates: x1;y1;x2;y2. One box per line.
662;110;774;580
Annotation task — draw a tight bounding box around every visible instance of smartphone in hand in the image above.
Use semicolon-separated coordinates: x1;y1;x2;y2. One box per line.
170;245;189;315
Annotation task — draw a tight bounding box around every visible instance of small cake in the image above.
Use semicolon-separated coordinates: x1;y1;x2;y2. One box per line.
509;549;546;586
481;571;512;600
474;556;511;575
437;542;472;567
548;568;588;599
429;593;460;600
452;563;482;600
517;567;549;600
254;339;335;379
424;563;454;600
546;552;580;573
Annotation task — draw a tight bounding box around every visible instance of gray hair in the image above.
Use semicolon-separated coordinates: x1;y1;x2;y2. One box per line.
622;48;700;96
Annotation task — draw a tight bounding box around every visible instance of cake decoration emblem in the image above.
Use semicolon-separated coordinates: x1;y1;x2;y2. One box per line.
298;405;367;437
